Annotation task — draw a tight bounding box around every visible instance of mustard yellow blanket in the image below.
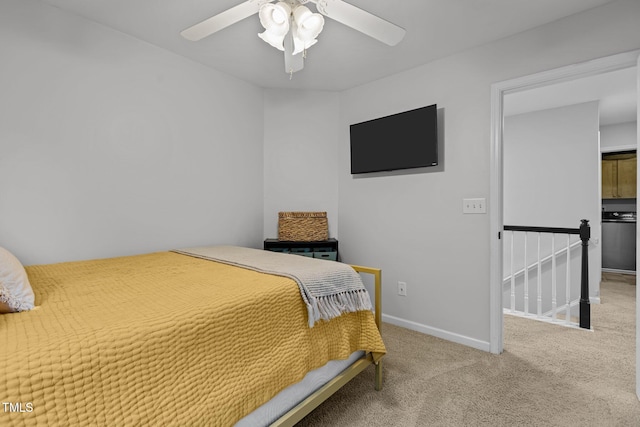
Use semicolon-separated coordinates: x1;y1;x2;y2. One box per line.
0;252;385;426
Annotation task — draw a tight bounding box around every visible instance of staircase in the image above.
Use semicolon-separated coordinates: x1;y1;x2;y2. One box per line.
502;220;591;330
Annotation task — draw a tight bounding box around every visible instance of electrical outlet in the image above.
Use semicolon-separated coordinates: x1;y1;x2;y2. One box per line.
398;281;407;296
463;198;487;214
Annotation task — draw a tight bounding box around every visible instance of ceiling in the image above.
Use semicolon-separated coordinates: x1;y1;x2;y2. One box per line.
505;66;637;126
39;0;620;91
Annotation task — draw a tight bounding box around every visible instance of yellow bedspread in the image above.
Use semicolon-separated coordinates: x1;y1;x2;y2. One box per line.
0;251;385;426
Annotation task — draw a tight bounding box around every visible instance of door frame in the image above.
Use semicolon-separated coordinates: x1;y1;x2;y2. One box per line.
489;49;640;356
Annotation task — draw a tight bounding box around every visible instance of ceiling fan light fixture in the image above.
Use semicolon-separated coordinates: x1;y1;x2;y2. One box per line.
292;27;318;55
293;6;324;37
291;5;324;55
183;0;406;76
258;30;287;51
259;2;292;30
258;2;292;51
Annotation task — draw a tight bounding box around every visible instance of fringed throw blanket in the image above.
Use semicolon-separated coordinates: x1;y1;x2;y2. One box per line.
174;246;373;327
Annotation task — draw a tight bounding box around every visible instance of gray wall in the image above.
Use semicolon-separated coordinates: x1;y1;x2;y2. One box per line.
0;0;265;265
504;102;600;231
601;121;637;152
262;89;340;240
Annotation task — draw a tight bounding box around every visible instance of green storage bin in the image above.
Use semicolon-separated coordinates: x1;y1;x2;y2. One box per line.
290;247;312;253
294;252;314;257
268;248;289;253
312;247;333;253
313;251;337;261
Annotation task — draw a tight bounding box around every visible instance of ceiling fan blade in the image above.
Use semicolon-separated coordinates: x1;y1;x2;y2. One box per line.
181;1;266;41
314;0;406;46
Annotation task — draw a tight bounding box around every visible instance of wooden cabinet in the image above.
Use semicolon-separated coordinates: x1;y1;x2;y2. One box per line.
617;157;637;198
602;159;617;198
602;153;636;199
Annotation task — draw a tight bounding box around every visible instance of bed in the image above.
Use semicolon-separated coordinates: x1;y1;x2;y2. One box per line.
0;245;385;426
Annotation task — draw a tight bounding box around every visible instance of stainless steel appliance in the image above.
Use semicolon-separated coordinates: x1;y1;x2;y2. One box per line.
602;211;636;272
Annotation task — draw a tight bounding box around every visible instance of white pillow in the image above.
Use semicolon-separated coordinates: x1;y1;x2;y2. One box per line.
0;247;35;313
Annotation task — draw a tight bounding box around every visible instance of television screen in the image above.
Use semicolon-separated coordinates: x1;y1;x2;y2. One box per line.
350;104;438;174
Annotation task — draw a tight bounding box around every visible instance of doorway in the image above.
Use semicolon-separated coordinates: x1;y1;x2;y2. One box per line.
489;51;639;365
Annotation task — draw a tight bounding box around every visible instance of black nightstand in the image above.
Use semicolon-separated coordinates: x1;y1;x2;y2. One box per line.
264;238;339;261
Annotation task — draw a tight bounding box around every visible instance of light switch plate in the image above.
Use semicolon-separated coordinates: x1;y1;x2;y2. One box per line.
463;198;487;214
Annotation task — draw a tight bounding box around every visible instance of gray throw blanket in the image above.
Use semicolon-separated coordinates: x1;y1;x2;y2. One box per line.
173;246;373;327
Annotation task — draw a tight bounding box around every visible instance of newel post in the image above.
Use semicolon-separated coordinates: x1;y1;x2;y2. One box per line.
579;219;591;330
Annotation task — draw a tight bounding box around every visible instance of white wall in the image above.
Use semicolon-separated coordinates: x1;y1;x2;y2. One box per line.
334;0;640;349
504;102;600;228
601;121;637;151
0;0;265;265
503;102;601;306
263;89;340;240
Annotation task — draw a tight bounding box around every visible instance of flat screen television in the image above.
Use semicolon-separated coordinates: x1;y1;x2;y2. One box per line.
350;104;438;174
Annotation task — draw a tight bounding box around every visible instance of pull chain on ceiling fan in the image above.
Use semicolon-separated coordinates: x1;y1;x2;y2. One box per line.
181;0;406;76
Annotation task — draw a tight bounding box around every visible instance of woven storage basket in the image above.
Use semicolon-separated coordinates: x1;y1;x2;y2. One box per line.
278;212;328;242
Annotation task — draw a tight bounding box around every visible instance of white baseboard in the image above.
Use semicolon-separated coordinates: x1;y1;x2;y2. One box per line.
382;314;491;352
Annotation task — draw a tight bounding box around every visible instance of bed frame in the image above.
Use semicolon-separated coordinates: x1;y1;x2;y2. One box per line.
271;265;383;427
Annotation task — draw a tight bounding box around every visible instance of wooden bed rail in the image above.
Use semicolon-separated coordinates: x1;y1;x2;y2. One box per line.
350;265;383;392
349;264;382;331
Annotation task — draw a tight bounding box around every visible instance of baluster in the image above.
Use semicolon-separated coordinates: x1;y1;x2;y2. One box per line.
537;233;542;318
565;234;571;325
551;235;557;321
510;231;515;313
523;232;529;315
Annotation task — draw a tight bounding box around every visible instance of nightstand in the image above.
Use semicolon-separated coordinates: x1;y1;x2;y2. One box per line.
263;238;339;261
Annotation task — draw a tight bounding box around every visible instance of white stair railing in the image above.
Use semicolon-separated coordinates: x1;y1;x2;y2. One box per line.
502;221;591;329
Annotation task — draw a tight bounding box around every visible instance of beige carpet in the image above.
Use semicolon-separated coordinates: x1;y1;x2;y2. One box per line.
296;273;640;426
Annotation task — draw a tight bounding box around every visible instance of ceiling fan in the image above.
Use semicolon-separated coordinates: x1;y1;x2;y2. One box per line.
181;0;406;76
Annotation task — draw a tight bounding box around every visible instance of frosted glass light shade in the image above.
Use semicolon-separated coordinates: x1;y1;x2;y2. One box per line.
258;2;292;50
258;30;287;51
292;5;324;55
293;6;324;39
292;33;318;55
259;2;291;32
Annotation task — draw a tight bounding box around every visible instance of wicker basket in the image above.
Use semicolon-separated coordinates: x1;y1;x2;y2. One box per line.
278;212;328;242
